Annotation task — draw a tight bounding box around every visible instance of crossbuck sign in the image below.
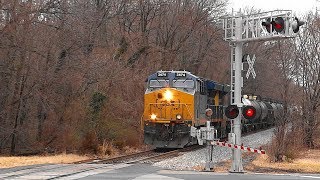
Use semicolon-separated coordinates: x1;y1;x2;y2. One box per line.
246;54;256;79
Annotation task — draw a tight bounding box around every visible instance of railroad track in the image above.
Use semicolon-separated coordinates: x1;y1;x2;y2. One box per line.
72;145;204;165
0;146;202;179
74;127;272;165
92;149;160;164
0;128;274;179
132;145;204;164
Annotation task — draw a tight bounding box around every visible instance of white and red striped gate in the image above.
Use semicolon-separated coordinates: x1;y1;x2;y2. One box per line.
211;141;266;154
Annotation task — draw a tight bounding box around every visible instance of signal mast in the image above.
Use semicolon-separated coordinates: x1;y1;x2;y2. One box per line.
222;10;304;173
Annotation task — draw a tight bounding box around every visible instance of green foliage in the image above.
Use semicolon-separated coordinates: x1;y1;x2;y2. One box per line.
89;92;107;118
78;92;107;153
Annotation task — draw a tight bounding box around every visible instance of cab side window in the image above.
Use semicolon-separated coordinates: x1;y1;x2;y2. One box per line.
196;81;200;92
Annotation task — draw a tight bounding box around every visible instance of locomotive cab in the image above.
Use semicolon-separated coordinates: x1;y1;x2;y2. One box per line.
143;71;197;148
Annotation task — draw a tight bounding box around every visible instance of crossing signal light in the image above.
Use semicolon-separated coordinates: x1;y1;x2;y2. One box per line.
242;106;256;120
225;105;239;119
273;17;285;33
225;105;257;120
262;17;285;33
262;16;305;34
261;18;273;33
291;17;305;33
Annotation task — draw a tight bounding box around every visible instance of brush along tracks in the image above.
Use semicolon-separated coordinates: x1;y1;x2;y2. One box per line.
82;145;203;165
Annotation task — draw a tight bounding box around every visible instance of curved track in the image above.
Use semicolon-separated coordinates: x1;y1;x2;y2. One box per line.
91;145;203;164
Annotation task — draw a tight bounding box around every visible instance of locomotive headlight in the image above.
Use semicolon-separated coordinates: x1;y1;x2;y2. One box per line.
176;114;182;120
150;114;157;120
164;90;173;101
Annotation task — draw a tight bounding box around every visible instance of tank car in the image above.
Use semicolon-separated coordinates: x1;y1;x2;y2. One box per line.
242;96;284;132
142;71;230;148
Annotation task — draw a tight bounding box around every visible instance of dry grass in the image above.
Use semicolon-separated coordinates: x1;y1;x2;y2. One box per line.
0;146;151;169
246;149;320;173
0;154;90;168
214;160;232;172
192;153;255;172
192;149;320;174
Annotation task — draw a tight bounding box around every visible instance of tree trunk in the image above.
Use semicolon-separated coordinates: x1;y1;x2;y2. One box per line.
10;75;26;155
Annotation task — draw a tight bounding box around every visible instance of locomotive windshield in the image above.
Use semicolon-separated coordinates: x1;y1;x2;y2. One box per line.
149;79;169;88
173;79;195;93
147;78;195;93
172;79;194;89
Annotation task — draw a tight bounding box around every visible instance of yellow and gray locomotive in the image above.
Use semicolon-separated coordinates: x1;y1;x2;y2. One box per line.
142;71;230;148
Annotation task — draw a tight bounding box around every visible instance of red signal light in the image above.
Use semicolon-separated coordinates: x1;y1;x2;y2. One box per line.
274;23;282;30
273;17;285;33
262;17;286;34
245;108;254;117
242;106;256;120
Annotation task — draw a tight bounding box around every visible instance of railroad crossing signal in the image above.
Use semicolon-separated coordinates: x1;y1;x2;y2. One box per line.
262;17;285;33
261;18;273;33
225;105;239;119
242;106;256;120
273;17;285;33
222;10;305;173
292;17;305;33
223;10;305;42
225;105;256;120
246;54;256;79
261;16;305;35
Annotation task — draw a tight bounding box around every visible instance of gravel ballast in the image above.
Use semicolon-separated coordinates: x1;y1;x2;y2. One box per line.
153;128;274;170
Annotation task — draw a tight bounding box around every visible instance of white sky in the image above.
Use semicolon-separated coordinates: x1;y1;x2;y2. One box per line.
228;0;319;15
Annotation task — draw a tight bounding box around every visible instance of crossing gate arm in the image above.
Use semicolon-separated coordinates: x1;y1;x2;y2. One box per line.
211;141;266;154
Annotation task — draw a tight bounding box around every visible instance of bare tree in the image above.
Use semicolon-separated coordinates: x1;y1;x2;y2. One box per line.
294;13;320;148
0;0;230;154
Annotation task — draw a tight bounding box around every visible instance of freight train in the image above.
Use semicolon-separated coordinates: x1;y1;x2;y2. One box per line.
241;95;283;132
142;71;283;148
